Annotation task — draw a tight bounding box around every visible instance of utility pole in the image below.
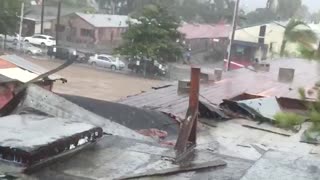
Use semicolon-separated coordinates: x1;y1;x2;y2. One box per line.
56;0;61;46
18;2;25;50
40;0;45;34
226;0;240;71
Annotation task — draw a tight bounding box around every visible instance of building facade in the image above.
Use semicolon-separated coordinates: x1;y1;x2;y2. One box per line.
50;13;131;48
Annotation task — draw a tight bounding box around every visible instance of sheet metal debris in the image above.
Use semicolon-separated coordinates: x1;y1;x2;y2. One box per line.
0;55;65;82
237;97;282;121
120;59;320;120
0;114;103;172
221;96;309;123
117;159;227;180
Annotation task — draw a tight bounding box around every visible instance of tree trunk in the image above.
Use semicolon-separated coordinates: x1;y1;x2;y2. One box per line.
280;39;287;57
4;34;7;49
143;58;147;77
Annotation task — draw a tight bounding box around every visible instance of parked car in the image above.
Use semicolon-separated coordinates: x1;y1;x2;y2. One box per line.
76;50;94;63
47;46;77;61
88;54;125;70
24;34;56;47
7;42;42;55
0;33;21;42
128;59;167;76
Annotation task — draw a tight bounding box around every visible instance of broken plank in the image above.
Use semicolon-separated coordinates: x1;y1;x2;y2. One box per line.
117;159;227;180
242;124;292;137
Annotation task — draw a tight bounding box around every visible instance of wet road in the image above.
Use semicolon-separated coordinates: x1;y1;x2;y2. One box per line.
25;56;162;101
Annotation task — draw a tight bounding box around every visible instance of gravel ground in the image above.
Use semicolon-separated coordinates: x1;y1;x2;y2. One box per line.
25;56;163;101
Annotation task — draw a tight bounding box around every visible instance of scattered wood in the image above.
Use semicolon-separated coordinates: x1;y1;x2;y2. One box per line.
241;122;293;137
117;160;227;180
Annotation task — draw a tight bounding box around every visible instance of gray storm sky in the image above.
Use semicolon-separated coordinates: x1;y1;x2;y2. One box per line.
240;0;320;13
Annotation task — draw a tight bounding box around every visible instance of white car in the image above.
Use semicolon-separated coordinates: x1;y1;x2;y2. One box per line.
88;54;125;70
7;42;42;55
24;34;56;47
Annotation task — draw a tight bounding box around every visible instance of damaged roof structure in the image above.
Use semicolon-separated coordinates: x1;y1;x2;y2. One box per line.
1;57;320;179
119;58;320;118
0;54;65;83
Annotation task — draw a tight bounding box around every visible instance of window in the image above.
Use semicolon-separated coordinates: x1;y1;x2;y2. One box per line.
80;29;94;37
108;56;116;62
33;35;46;39
98;56;109;61
258;25;266;44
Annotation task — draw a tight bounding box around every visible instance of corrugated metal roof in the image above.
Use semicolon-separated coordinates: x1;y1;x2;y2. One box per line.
0;55;63;82
178;23;231;39
119;58;320;119
76;12;131;28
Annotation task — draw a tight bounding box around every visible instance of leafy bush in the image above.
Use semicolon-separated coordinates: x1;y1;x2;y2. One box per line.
274;112;304;130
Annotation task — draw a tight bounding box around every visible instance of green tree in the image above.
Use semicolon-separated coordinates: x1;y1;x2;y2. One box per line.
0;0;21;44
116;4;182;64
280;19;317;57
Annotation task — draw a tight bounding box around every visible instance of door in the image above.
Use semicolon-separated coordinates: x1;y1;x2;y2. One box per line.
96;56;104;66
32;35;46;45
96;56;110;67
102;57;112;68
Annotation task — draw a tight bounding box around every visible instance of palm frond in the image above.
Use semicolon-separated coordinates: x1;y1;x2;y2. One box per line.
285;19;309;34
286;29;318;44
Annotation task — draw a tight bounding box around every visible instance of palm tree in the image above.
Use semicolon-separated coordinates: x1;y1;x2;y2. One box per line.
280;19;318;57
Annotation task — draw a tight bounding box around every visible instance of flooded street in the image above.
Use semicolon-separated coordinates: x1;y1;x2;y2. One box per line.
26;58;162;101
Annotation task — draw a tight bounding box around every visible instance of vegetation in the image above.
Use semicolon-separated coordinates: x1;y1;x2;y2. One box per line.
116;4;183;63
274;112;304;131
0;0;21;37
280;19;317;57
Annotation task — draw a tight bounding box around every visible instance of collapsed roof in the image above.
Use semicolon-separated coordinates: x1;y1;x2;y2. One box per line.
0;58;320;179
119;58;320;119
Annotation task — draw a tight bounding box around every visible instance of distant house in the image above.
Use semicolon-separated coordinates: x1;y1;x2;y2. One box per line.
51;12;132;47
234;22;287;59
178;23;269;69
178;23;231;52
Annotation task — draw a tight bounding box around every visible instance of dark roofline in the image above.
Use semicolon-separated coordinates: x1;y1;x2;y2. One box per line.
50;12;96;28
